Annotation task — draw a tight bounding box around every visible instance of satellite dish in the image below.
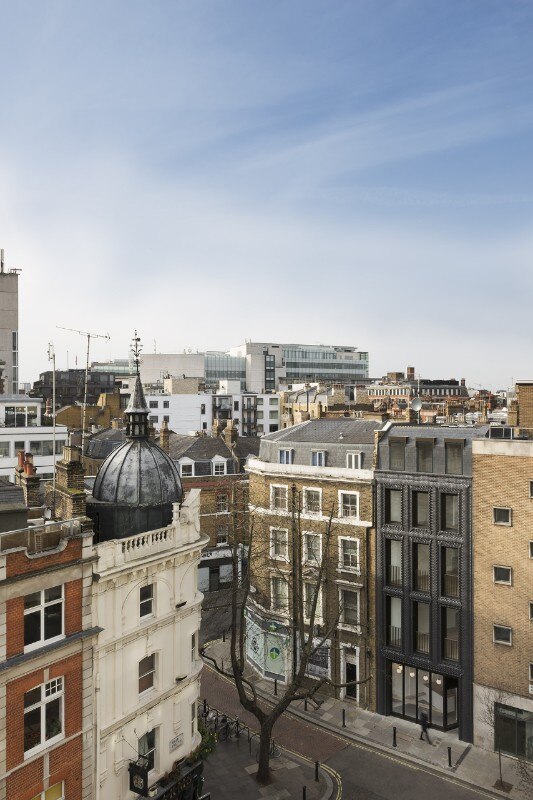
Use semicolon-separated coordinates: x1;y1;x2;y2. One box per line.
412;397;423;412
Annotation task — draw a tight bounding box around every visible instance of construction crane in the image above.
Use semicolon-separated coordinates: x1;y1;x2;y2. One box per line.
56;326;110;454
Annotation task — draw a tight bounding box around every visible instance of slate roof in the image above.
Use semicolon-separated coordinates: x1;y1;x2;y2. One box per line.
0;480;25;507
261;419;382;445
84;427;125;459
167;433;232;461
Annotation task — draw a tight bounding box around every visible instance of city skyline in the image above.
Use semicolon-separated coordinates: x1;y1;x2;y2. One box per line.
1;1;531;389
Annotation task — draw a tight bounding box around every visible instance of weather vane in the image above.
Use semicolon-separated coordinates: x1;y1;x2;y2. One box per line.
131;331;142;375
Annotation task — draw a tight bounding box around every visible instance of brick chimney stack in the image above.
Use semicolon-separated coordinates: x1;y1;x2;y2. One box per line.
14;451;42;514
160;419;170;453
223;420;239;449
407;366;415;381
54;439;87;520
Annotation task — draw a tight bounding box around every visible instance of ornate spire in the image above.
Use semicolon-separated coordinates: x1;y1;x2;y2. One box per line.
125;332;148;438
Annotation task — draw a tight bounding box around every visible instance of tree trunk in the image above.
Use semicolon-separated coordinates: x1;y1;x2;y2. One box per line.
256;722;273;784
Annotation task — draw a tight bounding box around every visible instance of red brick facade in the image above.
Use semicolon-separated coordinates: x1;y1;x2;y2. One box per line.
6;537;82;579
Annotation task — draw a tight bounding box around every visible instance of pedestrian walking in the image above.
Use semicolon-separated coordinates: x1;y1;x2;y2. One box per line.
419;710;432;744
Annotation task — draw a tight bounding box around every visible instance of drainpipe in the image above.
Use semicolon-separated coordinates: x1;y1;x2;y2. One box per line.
95;670;100;800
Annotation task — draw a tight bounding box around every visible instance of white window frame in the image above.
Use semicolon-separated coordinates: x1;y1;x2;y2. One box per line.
493;625;513;646
213;460;226;476
493;507;512;526
139;584;154;619
270;484;288;512
180;462;193;477
303;581;323;622
216;525;229;545
346;452;362;470
216;493;229;513
270;527;289;560
303;487;322;515
303;532;322;566
138;654;156;695
279;449;293;465
139;728;157;773
311;450;326;467
23;586;64;653
191;701;196;740
338;491;359;520
24;678;64;757
30;783;65;800
338;536;360;573
493;565;512;585
339;587;360;628
271;576;289;612
191;632;197;667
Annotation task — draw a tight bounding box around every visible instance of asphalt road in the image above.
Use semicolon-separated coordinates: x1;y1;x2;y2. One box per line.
201;667;500;800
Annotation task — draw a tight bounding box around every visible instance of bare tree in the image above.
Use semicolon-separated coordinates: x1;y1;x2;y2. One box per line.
477;686;533;793
202;483;372;784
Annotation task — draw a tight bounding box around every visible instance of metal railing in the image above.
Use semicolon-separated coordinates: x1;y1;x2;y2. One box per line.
443;573;459;598
415;571;430;592
444;637;459;661
387;565;402;586
388;625;402;648
415;632;430;654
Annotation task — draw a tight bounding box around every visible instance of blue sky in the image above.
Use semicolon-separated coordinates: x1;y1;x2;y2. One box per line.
1;1;532;389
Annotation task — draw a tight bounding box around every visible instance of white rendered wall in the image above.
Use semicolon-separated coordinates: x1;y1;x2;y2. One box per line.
93;490;208;800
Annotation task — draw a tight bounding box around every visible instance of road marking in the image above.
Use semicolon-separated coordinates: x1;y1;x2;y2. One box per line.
203;664;499;799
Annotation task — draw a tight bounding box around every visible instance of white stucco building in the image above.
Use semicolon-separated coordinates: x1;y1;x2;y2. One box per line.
85;371;208;799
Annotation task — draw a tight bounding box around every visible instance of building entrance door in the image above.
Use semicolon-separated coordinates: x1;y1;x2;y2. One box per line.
209;567;220;591
346;661;358;699
389;662;459;731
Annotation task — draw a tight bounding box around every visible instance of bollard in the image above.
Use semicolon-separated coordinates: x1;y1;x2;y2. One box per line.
393;726;397;748
203;698;207;715
223;629;226;643
249;737;252;755
448;746;452;768
315;761;319;782
302;787;307;800
236;718;240;738
342;708;346;728
304;698;308;711
274;678;278;696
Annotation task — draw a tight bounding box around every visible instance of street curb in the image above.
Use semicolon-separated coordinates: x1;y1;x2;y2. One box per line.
201;647;520;800
279;747;336;800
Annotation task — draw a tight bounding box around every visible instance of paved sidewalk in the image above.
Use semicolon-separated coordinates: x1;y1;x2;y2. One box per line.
201;729;334;799
203;637;526;798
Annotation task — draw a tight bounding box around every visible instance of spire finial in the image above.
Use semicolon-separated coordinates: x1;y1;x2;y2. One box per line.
131;331;142;376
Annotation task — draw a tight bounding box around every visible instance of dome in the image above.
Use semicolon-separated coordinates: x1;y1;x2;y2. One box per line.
92;438;182;506
86;369;183;541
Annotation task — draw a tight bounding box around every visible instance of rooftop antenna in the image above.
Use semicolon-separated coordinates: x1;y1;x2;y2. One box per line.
0;248;4;273
57;326;111;454
47;342;57;517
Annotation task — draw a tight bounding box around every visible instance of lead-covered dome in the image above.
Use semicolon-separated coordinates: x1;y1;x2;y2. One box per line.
86;372;182;541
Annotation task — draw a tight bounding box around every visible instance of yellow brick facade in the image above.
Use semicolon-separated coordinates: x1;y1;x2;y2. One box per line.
472;443;533;699
247;467;376;709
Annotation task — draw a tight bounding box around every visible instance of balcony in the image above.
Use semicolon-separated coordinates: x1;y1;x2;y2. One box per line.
415;632;430;654
388;625;402;648
444;637;459;661
387;565;402;586
443;573;459;598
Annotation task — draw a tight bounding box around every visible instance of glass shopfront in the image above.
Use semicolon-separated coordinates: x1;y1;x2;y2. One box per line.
390;662;458;730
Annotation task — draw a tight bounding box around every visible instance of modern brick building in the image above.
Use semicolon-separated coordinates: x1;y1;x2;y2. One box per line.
245;419;380;708
375;423;487;742
472;433;533;760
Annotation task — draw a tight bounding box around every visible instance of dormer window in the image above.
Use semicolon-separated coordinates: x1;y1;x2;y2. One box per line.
311;451;326;467
279;449;293;465
346;452;362;469
213;461;226;476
